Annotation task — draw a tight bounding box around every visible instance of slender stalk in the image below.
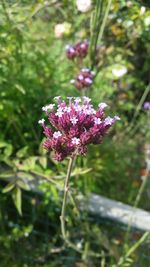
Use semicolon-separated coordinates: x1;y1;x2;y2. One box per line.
134;175;149;208
98;0;112;45
60;156;81;251
124;170;149;247
59;157;105;256
115;232;150;267
59;157;111;257
90;0;112;69
101;250;106;267
90;0;104;68
124;83;150;135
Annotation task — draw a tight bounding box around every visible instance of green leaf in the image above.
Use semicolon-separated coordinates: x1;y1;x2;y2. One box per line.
71;168;92;177
23;157;37;170
38;140;47;155
16;146;28;158
15;157;37;171
12;187;22;216
0;171;14;179
17;171;34;180
16;179;30;191
39;156;47;169
15;84;26;95
0;141;13;157
0;141;8;148
4;144;13;157
2;182;15;193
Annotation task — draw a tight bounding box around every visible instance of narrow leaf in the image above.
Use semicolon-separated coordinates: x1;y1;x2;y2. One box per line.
2;182;15;193
12;187;22;216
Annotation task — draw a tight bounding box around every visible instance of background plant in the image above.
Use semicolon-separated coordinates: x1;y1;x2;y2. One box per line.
0;0;150;266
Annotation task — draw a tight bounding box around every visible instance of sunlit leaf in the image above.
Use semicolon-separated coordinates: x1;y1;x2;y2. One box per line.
39;156;47;169
2;182;15;193
16;180;30;191
16;146;28;158
12;187;22;216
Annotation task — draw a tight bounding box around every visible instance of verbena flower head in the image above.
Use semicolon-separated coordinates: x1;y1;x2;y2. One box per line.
66;41;89;60
71;68;95;90
38;97;120;161
144;102;150;111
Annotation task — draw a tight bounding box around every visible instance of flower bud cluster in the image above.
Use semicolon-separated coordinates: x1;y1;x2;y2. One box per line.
65;41;89;60
38;96;120;161
70;68;95;90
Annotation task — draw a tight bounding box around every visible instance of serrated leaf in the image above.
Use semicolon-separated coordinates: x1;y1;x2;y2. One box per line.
2;182;15;193
12;187;22;216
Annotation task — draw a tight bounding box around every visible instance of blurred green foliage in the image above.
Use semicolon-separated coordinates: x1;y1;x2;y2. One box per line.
0;0;150;266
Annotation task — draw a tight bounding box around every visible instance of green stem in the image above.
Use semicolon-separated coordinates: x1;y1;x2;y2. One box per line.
124;83;150;135
90;0;103;68
134;175;149;208
60;157;111;257
60;157;104;255
98;0;112;45
115;232;150;267
90;0;112;69
124;169;149;247
60;156;81;251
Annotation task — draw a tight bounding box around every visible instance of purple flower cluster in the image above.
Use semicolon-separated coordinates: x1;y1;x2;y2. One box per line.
38;96;120;161
144;102;150;111
70;68;95;90
66;41;89;60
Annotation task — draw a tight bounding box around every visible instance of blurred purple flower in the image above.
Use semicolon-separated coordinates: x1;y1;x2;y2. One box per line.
144;102;150;111
66;41;89;60
39;96;120;161
71;68;95;90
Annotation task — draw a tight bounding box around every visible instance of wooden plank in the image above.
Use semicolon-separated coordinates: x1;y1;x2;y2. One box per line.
87;194;150;231
1;170;150;231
